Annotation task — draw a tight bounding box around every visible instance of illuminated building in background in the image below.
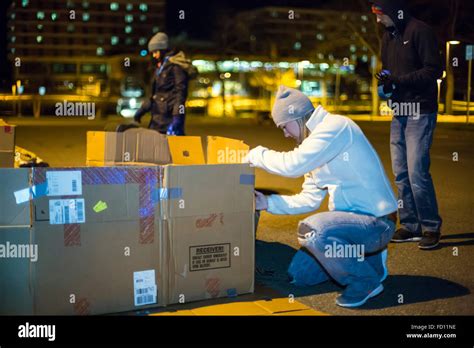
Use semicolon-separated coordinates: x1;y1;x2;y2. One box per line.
7;0;165;58
5;0;165;98
232;7;375;63
3;2;374;117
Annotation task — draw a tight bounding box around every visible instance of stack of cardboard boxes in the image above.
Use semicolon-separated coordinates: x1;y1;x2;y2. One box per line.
0;129;255;315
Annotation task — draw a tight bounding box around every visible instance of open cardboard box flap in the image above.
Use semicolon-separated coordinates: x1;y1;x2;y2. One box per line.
167;135;249;165
86;130;249;166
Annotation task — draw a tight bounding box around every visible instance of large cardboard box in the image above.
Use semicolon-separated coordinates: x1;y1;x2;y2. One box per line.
0;119;15;167
162;136;254;304
162;164;255;304
86;129;171;166
0;166;167;315
1;136;255;315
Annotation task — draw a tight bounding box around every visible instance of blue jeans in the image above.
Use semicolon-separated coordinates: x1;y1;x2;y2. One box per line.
297;211;395;288
390;114;442;234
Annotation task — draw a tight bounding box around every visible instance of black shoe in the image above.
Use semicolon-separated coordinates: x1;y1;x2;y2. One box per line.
391;228;422;243
418;231;441;250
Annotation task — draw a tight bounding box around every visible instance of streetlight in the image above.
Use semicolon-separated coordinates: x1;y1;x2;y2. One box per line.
445;40;460;114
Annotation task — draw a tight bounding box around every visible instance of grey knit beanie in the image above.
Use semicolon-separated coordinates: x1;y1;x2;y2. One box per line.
271;86;315;127
148;32;168;52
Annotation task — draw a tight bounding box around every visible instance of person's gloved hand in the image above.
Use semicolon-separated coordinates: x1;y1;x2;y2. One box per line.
133;109;141;123
376;70;399;94
166;115;185;136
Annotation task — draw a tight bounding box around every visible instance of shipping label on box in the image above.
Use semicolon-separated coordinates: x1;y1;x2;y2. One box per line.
190;243;231;272
46;170;82;196
49;198;86;225
133;269;157;306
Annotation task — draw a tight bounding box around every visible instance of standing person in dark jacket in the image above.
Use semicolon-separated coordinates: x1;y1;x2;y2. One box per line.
370;0;443;249
134;32;196;135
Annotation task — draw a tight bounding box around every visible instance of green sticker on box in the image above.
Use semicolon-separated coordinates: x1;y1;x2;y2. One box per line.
93;200;108;213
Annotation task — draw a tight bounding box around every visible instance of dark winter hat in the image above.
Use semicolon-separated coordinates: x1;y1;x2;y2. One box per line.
148;32;168;52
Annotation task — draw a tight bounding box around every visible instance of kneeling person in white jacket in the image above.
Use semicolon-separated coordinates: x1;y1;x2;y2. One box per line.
244;86;398;308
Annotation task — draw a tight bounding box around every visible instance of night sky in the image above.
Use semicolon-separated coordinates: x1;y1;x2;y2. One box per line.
165;0;331;39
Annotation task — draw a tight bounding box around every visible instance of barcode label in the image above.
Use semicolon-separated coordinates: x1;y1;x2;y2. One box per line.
137;295;156;305
136;288;150;295
133;270;157;306
49;199;86;225
77;200;84;221
72;179;77;192
137;295;155;305
47;171;82;196
64;205;70;224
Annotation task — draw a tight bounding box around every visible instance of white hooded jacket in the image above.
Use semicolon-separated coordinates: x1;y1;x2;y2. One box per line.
245;105;397;217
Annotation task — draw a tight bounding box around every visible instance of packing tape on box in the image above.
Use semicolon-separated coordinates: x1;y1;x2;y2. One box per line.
14;182;48;204
239;174;255;185
151;187;183;202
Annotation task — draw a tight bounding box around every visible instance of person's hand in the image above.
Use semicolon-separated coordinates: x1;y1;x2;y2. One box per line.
254;190;268;211
376;70;398;94
133;113;141;123
375;69;392;83
167;115;185;135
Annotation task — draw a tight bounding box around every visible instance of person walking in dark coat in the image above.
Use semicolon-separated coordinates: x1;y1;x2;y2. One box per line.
134;32;196;135
370;0;443;249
